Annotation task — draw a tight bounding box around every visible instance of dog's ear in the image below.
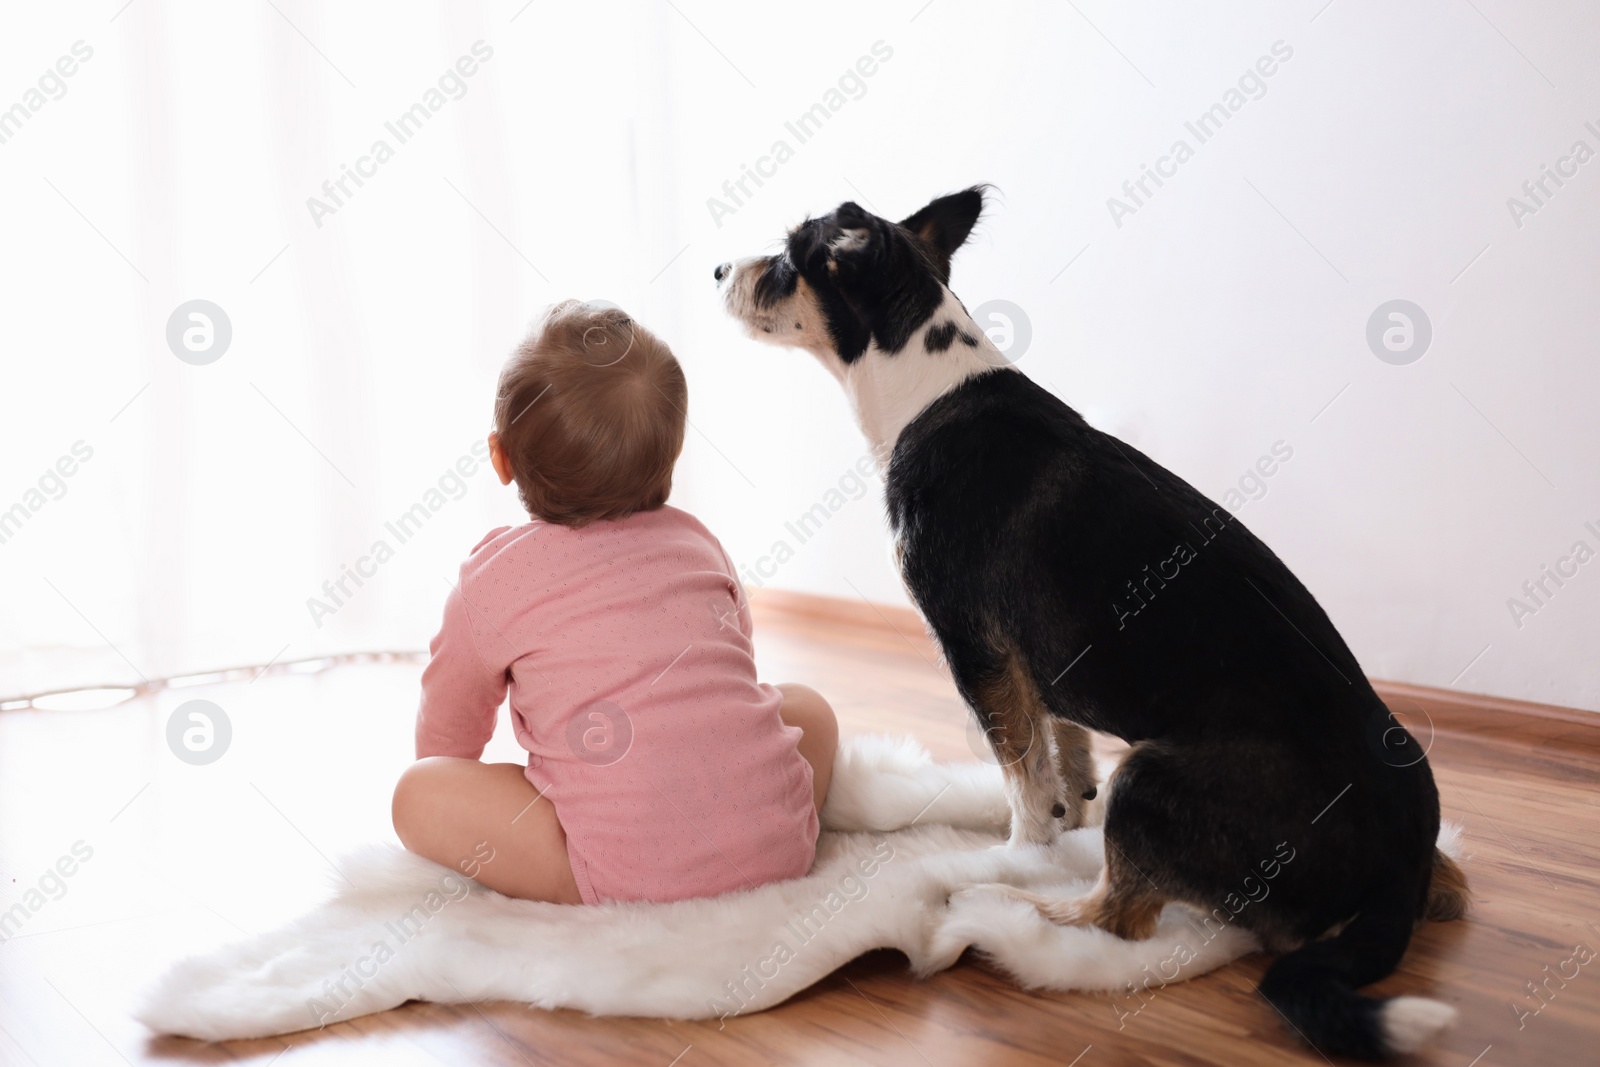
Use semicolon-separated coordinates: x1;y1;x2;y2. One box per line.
899;186;987;282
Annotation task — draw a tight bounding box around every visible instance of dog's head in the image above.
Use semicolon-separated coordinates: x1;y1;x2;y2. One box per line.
715;187;987;370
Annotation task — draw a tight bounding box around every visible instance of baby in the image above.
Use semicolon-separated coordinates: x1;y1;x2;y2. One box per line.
391;301;838;905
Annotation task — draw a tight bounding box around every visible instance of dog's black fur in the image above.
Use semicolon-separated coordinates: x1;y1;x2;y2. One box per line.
718;187;1467;1060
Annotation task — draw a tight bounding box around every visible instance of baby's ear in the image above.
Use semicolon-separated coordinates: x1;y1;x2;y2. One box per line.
487;431;514;486
899;186;987;283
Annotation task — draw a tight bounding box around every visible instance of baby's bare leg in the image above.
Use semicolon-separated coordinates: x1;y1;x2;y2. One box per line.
392;758;583;904
776;683;839;812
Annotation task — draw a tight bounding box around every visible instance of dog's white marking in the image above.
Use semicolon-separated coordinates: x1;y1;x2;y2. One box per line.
719;257;827;351
828;228;870;254
843;291;1013;467
1380;996;1459;1054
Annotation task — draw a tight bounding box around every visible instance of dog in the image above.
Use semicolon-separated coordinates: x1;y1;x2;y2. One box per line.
715;187;1469;1060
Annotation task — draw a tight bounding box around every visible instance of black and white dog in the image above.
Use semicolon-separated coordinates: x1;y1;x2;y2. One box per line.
716;188;1467;1061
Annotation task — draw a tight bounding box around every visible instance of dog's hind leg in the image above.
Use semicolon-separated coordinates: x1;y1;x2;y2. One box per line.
960;848;1169;940
966;649;1063;847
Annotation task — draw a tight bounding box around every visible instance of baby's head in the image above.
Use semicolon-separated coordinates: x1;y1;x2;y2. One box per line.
489;301;686;527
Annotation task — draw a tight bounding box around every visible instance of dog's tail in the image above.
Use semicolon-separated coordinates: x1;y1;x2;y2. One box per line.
1425;847;1470;922
1257;881;1456;1060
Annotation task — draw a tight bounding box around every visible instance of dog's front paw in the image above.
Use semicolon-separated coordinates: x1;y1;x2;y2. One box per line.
1053;794;1090;832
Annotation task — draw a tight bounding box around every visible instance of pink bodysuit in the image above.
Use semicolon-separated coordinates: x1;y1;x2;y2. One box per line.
414;506;818;904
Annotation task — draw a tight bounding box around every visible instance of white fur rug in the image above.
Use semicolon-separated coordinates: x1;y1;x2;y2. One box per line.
139;735;1389;1041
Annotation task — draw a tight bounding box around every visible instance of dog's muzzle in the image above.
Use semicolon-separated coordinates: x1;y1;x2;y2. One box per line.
713;261;731;284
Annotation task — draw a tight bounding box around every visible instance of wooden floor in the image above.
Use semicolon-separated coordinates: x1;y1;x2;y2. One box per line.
1;601;1597;1065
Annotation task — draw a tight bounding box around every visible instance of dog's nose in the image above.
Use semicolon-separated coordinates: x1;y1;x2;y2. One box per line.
713;262;731;283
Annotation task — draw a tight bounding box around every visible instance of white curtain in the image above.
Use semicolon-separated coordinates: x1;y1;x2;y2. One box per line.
1;0;686;699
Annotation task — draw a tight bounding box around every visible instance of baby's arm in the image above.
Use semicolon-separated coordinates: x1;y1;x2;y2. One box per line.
397;577;579;903
415;579;507;759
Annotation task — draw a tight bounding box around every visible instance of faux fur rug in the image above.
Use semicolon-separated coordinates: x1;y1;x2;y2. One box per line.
141;735;1358;1040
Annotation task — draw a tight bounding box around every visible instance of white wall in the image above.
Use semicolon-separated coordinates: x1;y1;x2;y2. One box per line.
659;0;1600;711
1;1;1594;712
